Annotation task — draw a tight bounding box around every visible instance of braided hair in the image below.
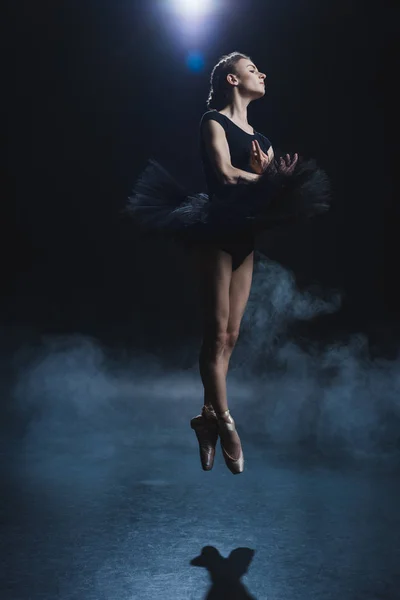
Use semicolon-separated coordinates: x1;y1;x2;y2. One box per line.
206;52;251;110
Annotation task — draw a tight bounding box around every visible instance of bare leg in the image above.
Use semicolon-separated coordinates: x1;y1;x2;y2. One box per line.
195;246;232;416
216;252;254;458
200;333;228;414
198;251;254;406
222;340;236;380
222;251;254;379
194;246;254;458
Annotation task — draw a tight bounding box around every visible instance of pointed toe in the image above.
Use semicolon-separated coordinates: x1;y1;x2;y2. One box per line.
190;411;219;471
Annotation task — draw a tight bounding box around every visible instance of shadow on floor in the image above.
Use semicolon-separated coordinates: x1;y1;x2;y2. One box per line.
190;546;257;599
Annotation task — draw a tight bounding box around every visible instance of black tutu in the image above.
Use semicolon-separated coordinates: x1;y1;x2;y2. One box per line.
124;157;331;248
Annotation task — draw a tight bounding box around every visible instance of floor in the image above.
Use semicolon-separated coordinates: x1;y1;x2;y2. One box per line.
2;385;400;600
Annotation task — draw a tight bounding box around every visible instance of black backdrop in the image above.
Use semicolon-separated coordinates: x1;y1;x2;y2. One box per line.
5;0;400;349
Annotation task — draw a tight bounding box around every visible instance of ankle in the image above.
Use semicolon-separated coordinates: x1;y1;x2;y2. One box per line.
216;409;232;422
202;404;217;419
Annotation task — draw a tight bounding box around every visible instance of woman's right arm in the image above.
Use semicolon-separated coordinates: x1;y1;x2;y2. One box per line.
202;119;261;185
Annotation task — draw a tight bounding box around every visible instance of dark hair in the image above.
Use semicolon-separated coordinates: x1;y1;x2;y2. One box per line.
207;52;251;110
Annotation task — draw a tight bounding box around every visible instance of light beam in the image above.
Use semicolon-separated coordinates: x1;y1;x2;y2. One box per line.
171;0;213;18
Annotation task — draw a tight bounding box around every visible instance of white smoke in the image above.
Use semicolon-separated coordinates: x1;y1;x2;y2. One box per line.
8;257;400;476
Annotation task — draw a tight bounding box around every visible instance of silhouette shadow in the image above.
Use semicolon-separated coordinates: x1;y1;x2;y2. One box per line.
190;546;257;599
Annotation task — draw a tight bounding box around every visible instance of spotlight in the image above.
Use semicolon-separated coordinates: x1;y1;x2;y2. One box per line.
171;0;213;18
158;0;224;48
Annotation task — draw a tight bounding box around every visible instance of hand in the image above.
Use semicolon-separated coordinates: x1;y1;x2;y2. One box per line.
250;140;271;174
277;153;298;175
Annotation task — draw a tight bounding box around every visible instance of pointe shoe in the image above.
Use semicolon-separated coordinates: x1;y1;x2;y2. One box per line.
190;405;219;471
217;410;244;475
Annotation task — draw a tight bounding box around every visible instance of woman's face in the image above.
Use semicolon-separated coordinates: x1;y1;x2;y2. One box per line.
229;58;266;99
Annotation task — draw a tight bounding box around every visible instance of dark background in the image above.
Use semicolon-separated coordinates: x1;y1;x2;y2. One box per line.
3;8;400;599
5;0;400;351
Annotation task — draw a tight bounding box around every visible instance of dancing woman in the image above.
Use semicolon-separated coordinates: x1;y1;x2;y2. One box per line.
126;52;330;475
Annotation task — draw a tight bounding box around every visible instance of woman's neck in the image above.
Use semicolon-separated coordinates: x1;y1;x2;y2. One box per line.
220;97;251;126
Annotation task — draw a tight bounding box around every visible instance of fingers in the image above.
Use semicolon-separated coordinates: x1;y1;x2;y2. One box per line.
280;153;299;168
256;140;268;157
252;140;274;173
252;140;262;164
250;140;260;172
279;154;289;167
278;151;299;175
256;140;270;160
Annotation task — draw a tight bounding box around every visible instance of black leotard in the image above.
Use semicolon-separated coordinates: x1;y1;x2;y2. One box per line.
199;110;272;200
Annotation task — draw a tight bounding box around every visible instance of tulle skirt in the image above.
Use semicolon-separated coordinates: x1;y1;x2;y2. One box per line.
124;157;331;269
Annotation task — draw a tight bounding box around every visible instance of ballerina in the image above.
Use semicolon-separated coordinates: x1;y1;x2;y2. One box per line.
126;52;330;474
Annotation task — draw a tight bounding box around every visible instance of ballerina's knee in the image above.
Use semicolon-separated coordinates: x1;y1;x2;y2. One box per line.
224;330;240;354
201;328;240;365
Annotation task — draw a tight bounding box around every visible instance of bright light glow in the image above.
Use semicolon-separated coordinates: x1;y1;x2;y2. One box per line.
160;0;224;48
172;0;213;18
